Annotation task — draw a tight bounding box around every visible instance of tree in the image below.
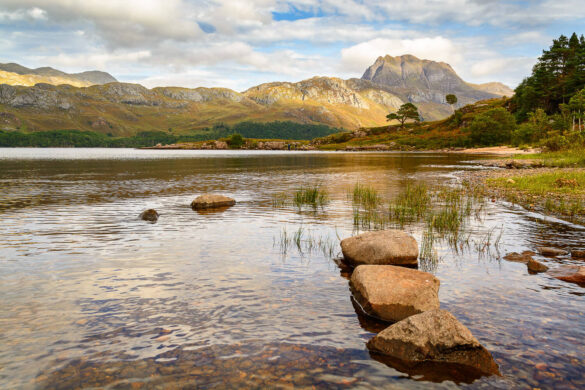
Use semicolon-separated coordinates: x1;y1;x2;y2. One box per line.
386;103;421;128
228;133;244;148
568;88;585;131
446;94;458;113
468;108;517;146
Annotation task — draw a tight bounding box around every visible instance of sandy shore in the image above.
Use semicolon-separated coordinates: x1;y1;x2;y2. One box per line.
448;146;538;155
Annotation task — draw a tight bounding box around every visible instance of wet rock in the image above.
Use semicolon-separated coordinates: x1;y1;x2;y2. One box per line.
191;194;236;210
367;309;500;377
537;247;568;257
548;265;585;285
340;230;418;267
571;250;585;259
139;209;159;222
350;265;440;322
503;251;534;263
527;258;549;273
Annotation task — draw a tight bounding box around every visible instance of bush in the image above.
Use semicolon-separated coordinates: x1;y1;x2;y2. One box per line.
539;131;570;151
227;133;244;149
468;108;516;146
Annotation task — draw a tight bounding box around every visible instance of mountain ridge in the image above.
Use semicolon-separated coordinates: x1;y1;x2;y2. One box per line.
0;62;117;87
0;56;512;135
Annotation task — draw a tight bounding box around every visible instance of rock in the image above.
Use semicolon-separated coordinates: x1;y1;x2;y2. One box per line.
503;251;534;263
191;194;236;210
548;265;585;285
350;265;440;322
537;247;568;257
367;309;500;377
506;178;516;184
340;230;419;267
527;258;549;273
139;209;159;222
571;250;585;259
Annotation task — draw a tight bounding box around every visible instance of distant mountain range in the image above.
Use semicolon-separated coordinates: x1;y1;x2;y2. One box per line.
0;56;513;135
0;63;117;87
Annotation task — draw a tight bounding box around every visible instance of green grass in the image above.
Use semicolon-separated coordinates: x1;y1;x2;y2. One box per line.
488;171;585;195
350;183;381;209
389;182;431;226
512;149;585;167
293;186;329;209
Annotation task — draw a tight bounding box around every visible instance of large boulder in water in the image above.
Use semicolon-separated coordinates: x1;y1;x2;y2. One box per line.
350;265;439;322
139;209;159;222
367;309;501;377
341;230;418;267
548;265;585;285
191;194;236;210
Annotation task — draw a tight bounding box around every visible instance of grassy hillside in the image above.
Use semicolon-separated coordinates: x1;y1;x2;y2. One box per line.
314;98;511;150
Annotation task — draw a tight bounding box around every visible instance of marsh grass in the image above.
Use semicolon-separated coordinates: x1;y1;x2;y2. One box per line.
293;186;329;209
274;226;339;258
513;149;585;167
350;183;381;209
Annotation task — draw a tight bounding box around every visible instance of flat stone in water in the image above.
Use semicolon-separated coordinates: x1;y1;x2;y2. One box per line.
341;230;419;267
367;309;500;378
537;247;568;257
527;258;549;273
139;209;159;222
191;194;236;210
548;265;585;285
350;265;440;322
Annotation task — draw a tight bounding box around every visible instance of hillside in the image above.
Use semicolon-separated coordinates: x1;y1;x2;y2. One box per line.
0;63;117;86
313;98;511;150
0;56;512;136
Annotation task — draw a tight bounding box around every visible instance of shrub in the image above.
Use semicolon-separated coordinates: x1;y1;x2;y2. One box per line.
227;133;244;149
468;107;516;146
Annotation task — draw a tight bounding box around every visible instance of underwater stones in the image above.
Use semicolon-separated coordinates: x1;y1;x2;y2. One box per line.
340;229;419;267
367;309;500;377
571;250;585;259
350;265;440;322
527;258;549;273
503;251;534;263
191;194;236;210
537;247;568;257
139;209;159;222
548;265;585;285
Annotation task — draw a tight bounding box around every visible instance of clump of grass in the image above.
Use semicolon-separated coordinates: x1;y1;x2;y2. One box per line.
389;182;431;226
350;183;381;209
271;192;288;207
274;226;338;257
293;185;329;209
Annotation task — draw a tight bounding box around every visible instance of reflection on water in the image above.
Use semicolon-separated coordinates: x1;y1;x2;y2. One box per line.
0;148;584;389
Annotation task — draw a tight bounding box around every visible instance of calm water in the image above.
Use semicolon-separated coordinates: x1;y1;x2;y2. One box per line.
0;148;583;389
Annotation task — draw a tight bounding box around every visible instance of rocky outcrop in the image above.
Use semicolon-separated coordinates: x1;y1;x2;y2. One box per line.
139;209;159;222
367;309;500;377
350;265;440;322
341;230;419;266
361;54;499;108
527;258;549;273
548;265;585;285
537;247;568;257
191;194;236;210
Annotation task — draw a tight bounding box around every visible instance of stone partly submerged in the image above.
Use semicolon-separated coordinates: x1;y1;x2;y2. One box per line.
503;251;534;263
191;194;236;210
367;309;501;378
350;265;440;322
340;230;419;267
548;265;585;285
571;250;585;259
537;247;569;257
527;258;549;273
139;209;159;222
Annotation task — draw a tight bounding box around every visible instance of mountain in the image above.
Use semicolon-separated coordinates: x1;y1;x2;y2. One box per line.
361;55;507;116
469;82;514;97
0;56;511;136
0;62;117;87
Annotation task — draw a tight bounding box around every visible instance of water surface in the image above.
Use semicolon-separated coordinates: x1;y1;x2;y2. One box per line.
0;148;583;389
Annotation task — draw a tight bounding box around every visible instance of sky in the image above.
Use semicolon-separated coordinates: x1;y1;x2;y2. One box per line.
0;0;584;92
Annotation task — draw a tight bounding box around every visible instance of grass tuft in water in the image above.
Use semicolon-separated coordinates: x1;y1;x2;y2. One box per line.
350;183;381;209
293;186;329;209
275;226;339;258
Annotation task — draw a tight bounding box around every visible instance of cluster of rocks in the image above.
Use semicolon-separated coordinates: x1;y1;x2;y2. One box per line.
138;194;236;222
504;246;585;285
340;229;501;378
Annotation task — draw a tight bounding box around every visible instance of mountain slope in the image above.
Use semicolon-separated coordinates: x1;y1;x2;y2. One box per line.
361;55;502;112
0;62;117;86
469;82;514;97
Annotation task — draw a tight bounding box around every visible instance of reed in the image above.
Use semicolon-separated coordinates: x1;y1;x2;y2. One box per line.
293;185;329;209
350;183;381;209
